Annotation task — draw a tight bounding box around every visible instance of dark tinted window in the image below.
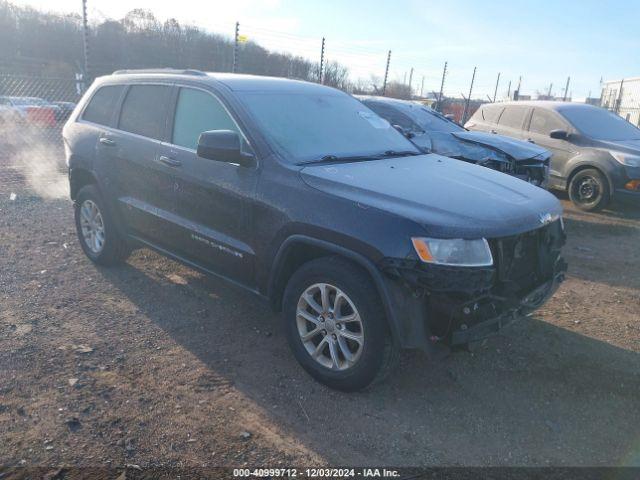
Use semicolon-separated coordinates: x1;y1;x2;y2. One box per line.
119;85;170;140
481;105;504;124
560;106;640;141
498;106;528;129
172;88;240;149
529;109;567;135
365;102;419;132
82;85;124;126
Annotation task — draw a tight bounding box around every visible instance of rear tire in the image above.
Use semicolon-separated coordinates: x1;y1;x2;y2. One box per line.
568;168;610;212
283;256;398;391
74;184;130;266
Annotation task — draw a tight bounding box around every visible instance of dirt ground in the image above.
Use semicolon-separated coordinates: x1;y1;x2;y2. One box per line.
1;167;639;468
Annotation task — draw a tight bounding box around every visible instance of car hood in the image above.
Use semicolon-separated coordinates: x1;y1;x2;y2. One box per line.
596;138;640;154
300;154;562;238
449;131;548;160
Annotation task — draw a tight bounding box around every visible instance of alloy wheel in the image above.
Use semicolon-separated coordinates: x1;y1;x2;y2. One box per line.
296;283;364;371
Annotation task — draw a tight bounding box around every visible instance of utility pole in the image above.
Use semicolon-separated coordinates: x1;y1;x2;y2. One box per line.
437;61;447;112
403;71;407;85
493;72;500;102
461;66;476;125
81;0;90;82
420;75;425;97
562;76;571;101
507;80;512;99
318;37;325;84
382;50;391;96
232;21;240;73
408;67;414;97
514;75;522;100
616;79;625;113
547;83;553;97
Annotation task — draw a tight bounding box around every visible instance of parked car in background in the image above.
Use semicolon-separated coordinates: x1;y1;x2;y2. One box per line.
0;95;59;127
359;96;550;187
63;70;566;390
466;101;640;211
52;101;76;121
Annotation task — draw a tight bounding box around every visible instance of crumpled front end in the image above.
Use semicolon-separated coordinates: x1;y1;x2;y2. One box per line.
424;132;551;188
380;219;567;346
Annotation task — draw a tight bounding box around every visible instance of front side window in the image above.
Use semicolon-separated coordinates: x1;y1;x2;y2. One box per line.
172;88;241;150
498;106;529;129
529;109;567;135
238;91;418;163
82;85;124;126
119;85;171;140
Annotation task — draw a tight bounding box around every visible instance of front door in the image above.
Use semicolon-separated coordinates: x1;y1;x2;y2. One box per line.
525;108;577;187
158;86;258;287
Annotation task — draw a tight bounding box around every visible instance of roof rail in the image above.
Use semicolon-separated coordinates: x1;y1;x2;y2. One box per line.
112;68;207;76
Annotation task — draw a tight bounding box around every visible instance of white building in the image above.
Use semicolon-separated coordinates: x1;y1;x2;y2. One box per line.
601;77;640;126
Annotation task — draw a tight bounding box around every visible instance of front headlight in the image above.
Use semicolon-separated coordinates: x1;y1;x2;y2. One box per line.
610;151;640;167
411;237;493;267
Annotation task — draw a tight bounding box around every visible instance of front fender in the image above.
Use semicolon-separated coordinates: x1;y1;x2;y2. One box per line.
267;235;446;357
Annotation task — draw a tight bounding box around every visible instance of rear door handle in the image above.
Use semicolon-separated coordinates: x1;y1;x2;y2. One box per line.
158;155;182;167
99;137;116;146
527;138;535;143
490;129;497;134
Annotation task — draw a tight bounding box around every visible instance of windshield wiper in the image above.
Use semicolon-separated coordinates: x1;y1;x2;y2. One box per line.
297;150;421;166
297;154;377;166
376;150;421;158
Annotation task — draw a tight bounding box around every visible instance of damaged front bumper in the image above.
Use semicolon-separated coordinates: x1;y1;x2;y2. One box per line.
380;219;567;350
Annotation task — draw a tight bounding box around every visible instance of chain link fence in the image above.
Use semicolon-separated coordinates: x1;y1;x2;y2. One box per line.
601;78;640;127
0;74;80;198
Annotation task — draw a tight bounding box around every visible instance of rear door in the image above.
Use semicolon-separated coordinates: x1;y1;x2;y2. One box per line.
495;105;530;140
526;108;576;184
102;83;179;247
158;85;259;286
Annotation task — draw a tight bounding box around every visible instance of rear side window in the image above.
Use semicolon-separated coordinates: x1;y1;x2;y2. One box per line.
529;109;567;135
481;105;504;124
119;85;171;140
498;106;528;129
172;88;240;150
82;85;124;126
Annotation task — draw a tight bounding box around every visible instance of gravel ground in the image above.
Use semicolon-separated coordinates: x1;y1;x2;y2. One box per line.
1;167;639;468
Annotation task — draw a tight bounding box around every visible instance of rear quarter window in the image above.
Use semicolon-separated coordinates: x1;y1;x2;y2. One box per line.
82;85;124;126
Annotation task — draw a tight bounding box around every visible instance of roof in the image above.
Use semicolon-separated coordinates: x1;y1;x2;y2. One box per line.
100;69;339;94
488;100;603;112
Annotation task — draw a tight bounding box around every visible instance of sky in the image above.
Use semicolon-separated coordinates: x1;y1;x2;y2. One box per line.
12;0;640;99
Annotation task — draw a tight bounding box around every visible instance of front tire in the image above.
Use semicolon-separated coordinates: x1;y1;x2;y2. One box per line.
568;168;610;211
283;256;398;391
74;184;130;265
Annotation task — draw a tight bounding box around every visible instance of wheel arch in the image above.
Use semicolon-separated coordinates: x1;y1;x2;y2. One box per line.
267;235;401;342
69;167;98;201
565;159;614;195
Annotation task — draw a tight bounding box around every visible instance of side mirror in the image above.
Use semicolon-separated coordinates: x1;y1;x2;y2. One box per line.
549;129;569;140
196;130;254;167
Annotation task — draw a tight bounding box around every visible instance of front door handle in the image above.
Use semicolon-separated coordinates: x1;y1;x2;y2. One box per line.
158;155;182;167
527;138;535;143
99;137;116;146
490;129;497;134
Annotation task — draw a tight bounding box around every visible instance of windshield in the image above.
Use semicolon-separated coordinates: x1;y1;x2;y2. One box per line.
400;103;464;133
238;91;419;163
560;106;640;141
